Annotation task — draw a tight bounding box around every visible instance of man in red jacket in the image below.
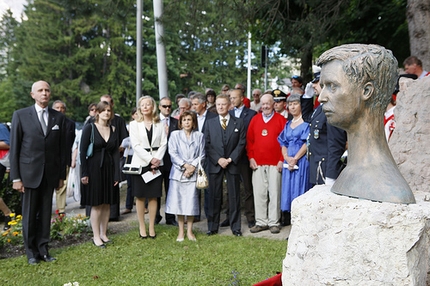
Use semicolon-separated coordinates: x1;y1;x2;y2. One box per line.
247;94;286;234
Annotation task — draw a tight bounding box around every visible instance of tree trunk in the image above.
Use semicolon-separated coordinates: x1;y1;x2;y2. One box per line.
406;0;430;70
300;46;313;84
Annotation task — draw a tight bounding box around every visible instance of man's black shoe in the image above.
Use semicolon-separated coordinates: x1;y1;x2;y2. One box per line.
248;221;256;228
206;230;218;236
28;258;40;265
41;255;56;262
220;219;230;227
232;230;242;237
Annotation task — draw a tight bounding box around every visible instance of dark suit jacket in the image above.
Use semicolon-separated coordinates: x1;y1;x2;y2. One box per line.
308;105;347;185
65;117;76;166
10;106;67;188
301;97;314;123
229;106;256;131
229;107;256;164
200;110;218;134
162;116;179;170
204;115;246;175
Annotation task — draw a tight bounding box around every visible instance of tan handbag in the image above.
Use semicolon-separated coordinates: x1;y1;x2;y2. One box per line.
196;148;208;189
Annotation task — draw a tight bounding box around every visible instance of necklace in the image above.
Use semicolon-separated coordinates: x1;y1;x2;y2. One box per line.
292;116;302;123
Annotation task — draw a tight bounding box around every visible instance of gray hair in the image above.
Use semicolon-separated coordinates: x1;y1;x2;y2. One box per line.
190;92;206;104
287;94;301;103
52;100;66;109
179;97;192;107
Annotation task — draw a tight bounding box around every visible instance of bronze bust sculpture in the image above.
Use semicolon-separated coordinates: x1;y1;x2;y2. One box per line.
316;44;415;204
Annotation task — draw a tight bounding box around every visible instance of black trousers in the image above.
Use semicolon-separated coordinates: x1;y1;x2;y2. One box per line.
21;175;54;259
156;165;175;223
207;170;241;233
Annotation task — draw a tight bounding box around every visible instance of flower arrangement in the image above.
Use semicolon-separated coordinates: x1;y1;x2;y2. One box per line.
50;211;90;240
0;213;22;247
0;212;90;248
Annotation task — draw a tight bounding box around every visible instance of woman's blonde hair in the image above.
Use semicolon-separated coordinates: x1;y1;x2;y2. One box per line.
135;95;160;123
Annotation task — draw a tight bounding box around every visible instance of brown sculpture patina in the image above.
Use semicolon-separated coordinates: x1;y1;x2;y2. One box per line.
316;44;415;204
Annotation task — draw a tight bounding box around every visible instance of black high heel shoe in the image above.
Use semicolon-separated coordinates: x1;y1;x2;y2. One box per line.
101;239;112;244
93;240;106;248
149;234;157;239
139;234;148;239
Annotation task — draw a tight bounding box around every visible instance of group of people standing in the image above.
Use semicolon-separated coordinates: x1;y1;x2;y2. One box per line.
4;77;346;265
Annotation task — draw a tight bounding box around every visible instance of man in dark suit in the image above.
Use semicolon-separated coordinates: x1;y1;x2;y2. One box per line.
156;96;179;226
52;100;75;215
220;89;257;228
204;94;246;236
308;72;347;187
10;80;67;265
190;92;217;221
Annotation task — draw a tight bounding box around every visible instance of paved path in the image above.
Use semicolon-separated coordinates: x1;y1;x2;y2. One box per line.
53;182;292;241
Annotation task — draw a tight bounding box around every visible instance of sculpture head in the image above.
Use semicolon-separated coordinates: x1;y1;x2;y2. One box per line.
317;44;397;131
316;44;415;204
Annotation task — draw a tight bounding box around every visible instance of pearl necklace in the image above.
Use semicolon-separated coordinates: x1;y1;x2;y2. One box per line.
292;116;302;123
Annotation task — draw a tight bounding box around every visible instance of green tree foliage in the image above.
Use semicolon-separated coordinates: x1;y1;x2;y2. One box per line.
164;0;251;94
0;10;20;122
10;0;141;120
326;0;410;63
241;0;410;81
0;0;413;123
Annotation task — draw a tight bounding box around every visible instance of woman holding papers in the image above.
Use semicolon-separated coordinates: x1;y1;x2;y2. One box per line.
165;111;205;242
129;96;167;239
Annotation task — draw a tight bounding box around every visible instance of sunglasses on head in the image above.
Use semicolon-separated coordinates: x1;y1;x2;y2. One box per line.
161;105;172;108
292;75;299;79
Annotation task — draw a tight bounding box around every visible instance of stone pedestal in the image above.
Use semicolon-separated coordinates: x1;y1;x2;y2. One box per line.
282;185;430;285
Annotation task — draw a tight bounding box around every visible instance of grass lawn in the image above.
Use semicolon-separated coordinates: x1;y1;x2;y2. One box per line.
1;224;287;285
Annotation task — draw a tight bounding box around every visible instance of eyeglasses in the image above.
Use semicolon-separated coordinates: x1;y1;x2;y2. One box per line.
161;105;172;108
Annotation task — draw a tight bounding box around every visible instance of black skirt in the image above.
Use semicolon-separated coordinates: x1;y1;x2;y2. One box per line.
131;165;163;198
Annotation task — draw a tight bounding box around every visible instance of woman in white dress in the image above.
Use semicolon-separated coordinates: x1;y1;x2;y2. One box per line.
165;111;205;242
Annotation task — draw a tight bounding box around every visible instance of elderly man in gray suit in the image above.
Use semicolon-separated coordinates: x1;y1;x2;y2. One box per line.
10;80;67;265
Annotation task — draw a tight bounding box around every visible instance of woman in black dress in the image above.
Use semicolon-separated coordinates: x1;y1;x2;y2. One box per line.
80;101;119;248
129;96;167;239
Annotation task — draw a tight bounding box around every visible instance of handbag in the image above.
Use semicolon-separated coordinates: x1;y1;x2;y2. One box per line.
196;147;208;190
122;164;142;175
86;123;94;158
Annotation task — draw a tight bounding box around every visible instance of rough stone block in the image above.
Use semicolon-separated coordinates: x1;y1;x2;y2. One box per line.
282;185;430;285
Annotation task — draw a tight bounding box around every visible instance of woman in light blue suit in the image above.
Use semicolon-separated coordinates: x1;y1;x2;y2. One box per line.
165;111;205;242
